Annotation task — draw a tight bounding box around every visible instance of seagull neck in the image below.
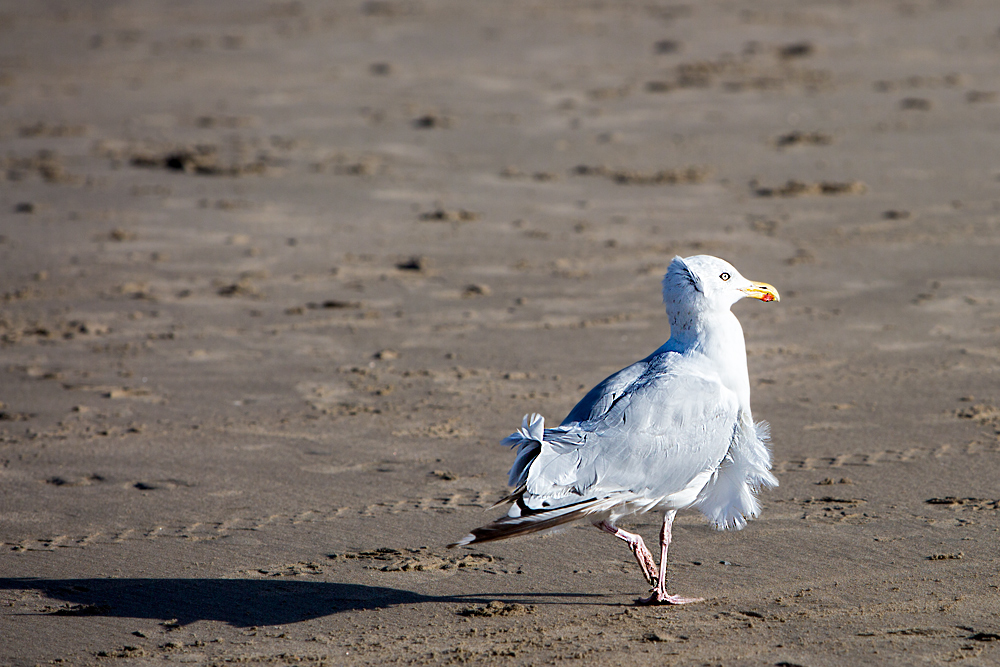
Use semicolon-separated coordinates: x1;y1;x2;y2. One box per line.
666;308;751;406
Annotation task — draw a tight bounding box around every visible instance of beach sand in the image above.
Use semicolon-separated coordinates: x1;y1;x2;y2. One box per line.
2;1;1000;664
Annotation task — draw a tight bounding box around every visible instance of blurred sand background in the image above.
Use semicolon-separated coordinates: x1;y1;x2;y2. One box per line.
2;1;1000;665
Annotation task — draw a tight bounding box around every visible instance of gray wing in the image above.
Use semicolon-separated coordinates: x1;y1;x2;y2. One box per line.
561;358;650;425
523;354;739;508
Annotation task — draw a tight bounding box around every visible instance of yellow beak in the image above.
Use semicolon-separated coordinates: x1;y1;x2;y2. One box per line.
743;281;780;303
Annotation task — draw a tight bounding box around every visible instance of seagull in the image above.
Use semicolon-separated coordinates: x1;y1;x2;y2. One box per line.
450;255;780;604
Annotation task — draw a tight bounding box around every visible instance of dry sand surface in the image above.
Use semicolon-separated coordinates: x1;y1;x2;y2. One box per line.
3;1;1000;665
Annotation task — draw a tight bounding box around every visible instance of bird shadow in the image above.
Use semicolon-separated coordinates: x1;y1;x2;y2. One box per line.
0;577;612;628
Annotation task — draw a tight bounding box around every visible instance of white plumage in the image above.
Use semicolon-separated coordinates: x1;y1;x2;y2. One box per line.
450;255;780;604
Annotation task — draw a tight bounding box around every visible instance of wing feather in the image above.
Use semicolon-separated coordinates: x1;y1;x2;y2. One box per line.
561;360;648;425
520;353;738;512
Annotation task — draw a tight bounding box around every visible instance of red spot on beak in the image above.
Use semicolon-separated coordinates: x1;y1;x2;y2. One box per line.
760;293;774;302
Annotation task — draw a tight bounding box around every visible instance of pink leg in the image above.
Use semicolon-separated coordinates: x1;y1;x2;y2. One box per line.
594;520;658;586
640;510;703;605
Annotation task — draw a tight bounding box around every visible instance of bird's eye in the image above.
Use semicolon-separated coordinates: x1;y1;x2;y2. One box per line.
720;272;731;281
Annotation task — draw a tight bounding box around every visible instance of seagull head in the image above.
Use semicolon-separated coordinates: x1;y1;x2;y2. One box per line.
663;255;780;314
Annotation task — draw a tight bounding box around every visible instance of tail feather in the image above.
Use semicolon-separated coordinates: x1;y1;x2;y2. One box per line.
489;484;527;510
502;413;545;488
448;503;593;548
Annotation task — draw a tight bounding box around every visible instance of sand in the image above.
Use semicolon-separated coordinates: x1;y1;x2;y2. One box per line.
2;1;1000;665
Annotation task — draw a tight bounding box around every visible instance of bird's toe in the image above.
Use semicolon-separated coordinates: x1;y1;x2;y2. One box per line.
637;591;704;606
